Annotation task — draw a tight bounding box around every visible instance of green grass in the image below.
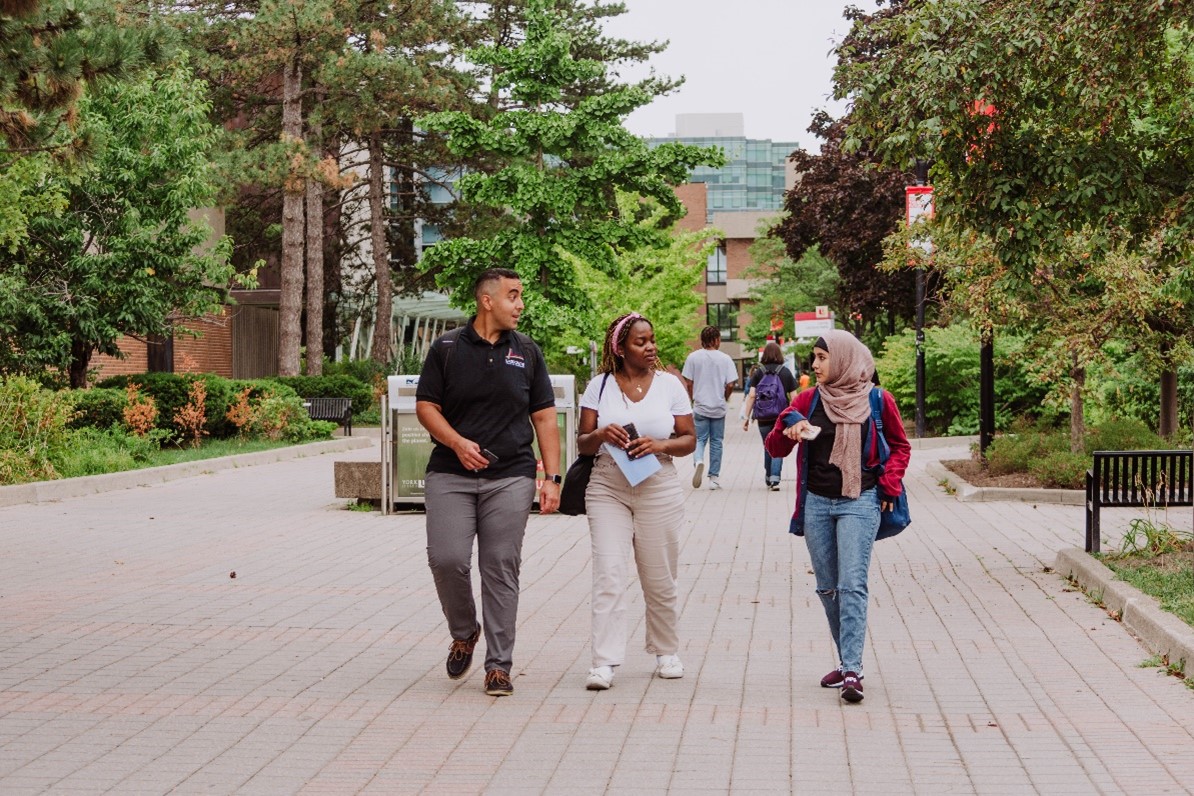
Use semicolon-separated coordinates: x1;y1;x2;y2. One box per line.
50;435;309;480
1099;518;1194;630
137;439;304;468
1101;555;1194;628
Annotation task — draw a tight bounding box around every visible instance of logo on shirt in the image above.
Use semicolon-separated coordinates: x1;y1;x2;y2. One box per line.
505;349;526;369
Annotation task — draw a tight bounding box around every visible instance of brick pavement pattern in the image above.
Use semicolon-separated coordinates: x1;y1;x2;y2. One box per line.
1;422;1193;794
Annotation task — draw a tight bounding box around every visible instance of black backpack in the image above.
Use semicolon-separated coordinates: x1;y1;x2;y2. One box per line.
752;368;787;419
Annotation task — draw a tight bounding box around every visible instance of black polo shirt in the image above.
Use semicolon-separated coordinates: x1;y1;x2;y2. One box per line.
416;319;555;479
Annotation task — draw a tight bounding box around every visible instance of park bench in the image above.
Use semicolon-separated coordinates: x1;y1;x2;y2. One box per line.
1085;449;1192;553
306;397;353;436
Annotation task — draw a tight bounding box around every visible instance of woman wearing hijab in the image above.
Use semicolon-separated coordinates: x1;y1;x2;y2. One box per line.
576;312;696;691
765;330;910;703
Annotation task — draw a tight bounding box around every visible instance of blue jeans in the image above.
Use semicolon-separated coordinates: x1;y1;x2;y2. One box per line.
755;420;782;485
803;488;880;674
693;414;725;477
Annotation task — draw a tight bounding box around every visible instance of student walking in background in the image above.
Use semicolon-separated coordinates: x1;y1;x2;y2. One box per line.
765;330;910;703
577;312;696;691
682;326;738;490
742;341;798;490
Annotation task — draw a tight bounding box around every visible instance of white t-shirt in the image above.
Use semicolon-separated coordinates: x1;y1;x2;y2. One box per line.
682;347;739;418
580;371;692;441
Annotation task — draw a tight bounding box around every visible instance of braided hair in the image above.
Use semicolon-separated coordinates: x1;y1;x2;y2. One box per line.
599;312;661;375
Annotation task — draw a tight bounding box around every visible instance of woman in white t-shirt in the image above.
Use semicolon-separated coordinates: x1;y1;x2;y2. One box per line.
576;312;696;691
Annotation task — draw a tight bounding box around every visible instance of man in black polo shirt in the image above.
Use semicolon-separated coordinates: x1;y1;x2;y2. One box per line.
415;267;561;697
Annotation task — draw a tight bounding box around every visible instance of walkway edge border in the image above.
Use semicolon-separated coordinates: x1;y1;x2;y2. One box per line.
1055;547;1194;673
924;460;1084;505
0;437;374;508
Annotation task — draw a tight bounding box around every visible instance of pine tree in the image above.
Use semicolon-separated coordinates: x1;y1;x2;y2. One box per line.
419;0;722;345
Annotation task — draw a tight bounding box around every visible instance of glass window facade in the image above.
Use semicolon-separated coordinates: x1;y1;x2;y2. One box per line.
706;245;727;285
707;303;737;340
648;134;799;222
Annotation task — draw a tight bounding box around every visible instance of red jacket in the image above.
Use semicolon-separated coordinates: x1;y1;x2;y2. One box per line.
764;387;911;536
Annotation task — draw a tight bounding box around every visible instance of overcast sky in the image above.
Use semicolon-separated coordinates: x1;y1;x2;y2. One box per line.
602;0;857;151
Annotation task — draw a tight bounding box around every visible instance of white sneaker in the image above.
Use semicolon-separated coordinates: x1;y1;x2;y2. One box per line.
692;462;704;488
708;477;721;490
655;654;684;679
586;665;614;690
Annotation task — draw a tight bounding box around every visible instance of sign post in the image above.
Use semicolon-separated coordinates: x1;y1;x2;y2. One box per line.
905;183;933;439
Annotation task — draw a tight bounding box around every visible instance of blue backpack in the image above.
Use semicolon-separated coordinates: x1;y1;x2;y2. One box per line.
752;369;787;419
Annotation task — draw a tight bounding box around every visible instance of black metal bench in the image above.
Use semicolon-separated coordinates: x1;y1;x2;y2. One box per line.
1085;450;1192;553
306;397;353;436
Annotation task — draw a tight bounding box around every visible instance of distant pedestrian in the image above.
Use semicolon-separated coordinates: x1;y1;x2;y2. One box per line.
682;326;739;490
415;268;562;698
742;341;798;490
765;330;910;703
577;312;695;690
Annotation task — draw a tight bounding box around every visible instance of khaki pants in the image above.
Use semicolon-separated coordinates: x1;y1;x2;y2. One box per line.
585;453;685;667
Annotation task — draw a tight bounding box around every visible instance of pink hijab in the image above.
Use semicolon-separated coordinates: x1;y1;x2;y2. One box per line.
815;330;875;498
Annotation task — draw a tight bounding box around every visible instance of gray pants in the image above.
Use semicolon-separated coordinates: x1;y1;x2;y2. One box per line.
424;471;536;674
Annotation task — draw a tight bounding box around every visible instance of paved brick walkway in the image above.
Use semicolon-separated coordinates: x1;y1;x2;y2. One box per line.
1;416;1192;794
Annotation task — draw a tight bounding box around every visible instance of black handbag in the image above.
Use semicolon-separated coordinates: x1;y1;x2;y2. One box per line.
558;374;609;516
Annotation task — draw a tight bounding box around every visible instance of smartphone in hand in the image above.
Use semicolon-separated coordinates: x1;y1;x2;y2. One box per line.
799;425;821;440
622;423;641;458
481;448;499;464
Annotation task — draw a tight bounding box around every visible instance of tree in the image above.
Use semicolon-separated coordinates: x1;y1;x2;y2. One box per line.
771;112;917;339
171;0;472;368
0;0;169;248
418;0;723;345
742;235;838;350
555;192;717;371
0;63;236;387
835;0;1194;438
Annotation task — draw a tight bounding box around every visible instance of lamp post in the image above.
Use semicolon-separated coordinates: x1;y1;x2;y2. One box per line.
909;160;931;439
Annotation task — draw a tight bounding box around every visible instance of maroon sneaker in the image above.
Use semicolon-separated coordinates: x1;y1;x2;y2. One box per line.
446;625;481;680
821;669;845;688
841;672;864;703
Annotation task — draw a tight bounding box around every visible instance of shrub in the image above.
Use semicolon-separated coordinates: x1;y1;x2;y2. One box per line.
245;393;335;442
96;373;240;440
49;427;162;478
270;374;373;416
1028;450;1089;489
1085;419;1173;453
874;324;1052;437
0;376;76;484
68;388;127;430
122;383;159;436
173;379;209;447
985;429;1068;476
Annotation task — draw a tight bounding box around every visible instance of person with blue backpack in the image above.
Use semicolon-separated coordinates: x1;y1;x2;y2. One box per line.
741;341;798;490
765;330;910;704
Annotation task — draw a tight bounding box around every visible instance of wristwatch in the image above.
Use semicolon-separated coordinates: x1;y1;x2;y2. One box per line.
547;474;562;485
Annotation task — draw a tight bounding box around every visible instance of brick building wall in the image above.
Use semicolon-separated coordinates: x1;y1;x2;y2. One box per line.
89;308;234;384
672;183;708;233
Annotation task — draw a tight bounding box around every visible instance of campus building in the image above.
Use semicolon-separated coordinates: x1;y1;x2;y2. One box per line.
653;114;800;372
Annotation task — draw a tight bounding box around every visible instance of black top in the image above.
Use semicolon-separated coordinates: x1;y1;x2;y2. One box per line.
747;364;798;419
804;399;878;498
416;319;555;479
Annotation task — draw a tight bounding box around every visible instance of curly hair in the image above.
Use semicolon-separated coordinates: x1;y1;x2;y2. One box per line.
598;313;661;374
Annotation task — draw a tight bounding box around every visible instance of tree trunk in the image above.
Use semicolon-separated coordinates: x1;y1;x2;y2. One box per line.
1070;354;1085;454
1160;370;1178;439
68;339;92;389
278;54;305;377
369;130;392;365
304;102;324;376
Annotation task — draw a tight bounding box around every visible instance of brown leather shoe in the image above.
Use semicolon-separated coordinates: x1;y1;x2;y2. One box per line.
484;668;513;696
446;625;481;680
